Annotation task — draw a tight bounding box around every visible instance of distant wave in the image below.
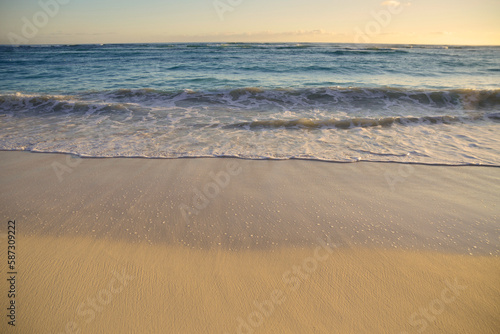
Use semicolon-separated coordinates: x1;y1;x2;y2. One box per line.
323;48;410;56
2;43;492;51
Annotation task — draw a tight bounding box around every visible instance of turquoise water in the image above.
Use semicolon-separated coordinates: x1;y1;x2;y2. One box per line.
0;43;499;165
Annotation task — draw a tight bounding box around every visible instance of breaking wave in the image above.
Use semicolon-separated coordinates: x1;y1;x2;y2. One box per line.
1;87;499;115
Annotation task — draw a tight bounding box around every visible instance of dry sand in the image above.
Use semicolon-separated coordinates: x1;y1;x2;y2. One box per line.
0;151;499;333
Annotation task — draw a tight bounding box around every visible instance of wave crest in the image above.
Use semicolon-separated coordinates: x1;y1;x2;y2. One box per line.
226;114;498;130
1;87;499;115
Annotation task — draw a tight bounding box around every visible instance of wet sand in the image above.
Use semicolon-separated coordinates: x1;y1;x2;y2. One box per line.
0;151;499;333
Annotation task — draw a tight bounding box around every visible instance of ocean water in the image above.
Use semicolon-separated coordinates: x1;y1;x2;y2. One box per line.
0;43;499;165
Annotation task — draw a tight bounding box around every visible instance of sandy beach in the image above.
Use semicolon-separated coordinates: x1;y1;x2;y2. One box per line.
0;151;499;333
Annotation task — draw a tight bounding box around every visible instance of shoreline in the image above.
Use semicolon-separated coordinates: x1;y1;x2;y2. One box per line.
2;149;500;168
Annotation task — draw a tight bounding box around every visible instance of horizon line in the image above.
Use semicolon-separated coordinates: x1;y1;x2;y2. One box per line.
2;41;499;47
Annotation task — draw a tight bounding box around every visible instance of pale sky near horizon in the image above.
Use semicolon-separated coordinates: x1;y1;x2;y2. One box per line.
0;0;499;45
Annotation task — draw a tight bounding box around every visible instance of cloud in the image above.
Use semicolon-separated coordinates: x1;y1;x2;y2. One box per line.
228;30;337;37
381;1;401;6
187;30;339;39
157;30;344;43
429;31;453;36
41;32;117;37
381;1;412;7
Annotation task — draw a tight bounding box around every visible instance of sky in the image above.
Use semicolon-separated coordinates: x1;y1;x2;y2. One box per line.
0;0;499;45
